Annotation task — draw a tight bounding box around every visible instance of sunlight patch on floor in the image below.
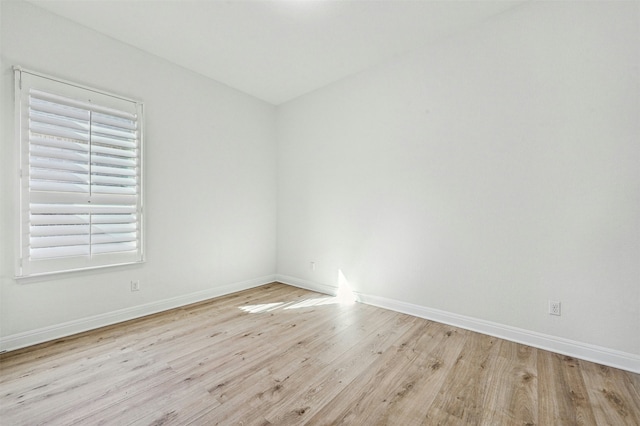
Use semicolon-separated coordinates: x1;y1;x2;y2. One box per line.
284;297;339;309
239;302;285;313
240;272;357;313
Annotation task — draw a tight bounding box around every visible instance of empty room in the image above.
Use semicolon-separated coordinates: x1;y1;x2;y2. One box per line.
0;0;638;424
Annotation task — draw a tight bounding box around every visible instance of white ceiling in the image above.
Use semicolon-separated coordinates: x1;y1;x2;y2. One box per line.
28;0;527;105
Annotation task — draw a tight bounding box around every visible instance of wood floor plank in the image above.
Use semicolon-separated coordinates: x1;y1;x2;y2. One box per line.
218;307;419;424
79;371;217;426
168;304;355;400
204;307;355;405
306;319;433;423
422;332;502;425
2;351;173;425
312;304;401;365
537;352;599;425
306;320;467;425
1;282;638;425
479;340;538;425
370;324;469;425
579;360;640;425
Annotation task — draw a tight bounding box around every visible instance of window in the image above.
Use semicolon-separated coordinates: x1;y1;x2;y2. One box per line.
14;68;144;277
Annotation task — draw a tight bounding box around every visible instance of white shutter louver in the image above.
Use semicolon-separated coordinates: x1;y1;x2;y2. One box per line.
16;68;144;277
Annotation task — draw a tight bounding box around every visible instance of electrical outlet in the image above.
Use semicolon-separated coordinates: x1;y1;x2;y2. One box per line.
310;261;316;271
131;280;140;292
549;300;561;316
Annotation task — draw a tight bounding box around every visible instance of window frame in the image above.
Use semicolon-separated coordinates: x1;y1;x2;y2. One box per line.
14;67;145;278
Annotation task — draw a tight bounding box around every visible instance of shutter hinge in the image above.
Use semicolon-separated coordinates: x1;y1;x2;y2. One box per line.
13;66;23;90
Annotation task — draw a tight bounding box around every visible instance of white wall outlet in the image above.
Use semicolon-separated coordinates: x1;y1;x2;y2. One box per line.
549;300;561;316
310;261;316;271
131;280;140;292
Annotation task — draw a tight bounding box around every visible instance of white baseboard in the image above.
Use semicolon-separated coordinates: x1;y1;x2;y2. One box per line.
0;274;277;353
276;275;640;374
275;274;338;296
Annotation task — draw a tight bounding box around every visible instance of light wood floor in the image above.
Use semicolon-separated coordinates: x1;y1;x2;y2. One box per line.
1;283;638;425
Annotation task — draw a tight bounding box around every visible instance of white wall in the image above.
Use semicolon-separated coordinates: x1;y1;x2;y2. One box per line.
277;1;639;358
0;1;277;348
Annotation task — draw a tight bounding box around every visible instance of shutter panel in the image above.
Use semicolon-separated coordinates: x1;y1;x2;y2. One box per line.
16;68;144;277
29;94;91;194
90;110;139;196
28;203;138;260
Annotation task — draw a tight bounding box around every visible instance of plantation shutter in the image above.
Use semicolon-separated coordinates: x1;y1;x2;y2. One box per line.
15;68;144;277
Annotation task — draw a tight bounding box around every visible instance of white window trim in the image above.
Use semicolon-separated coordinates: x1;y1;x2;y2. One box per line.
14;67;145;278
